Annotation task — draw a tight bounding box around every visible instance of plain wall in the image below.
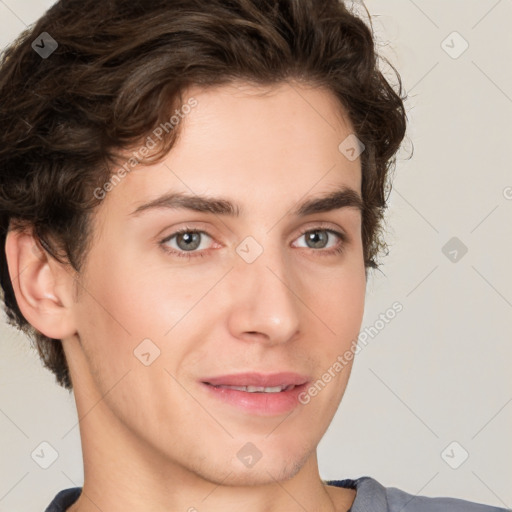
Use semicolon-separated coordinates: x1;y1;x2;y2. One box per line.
0;0;511;510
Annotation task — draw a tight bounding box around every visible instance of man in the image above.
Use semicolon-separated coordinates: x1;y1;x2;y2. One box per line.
0;1;507;511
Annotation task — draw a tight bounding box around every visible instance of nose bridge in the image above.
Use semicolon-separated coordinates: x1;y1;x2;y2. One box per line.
226;234;301;344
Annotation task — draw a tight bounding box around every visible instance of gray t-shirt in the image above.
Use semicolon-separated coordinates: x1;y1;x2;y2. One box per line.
45;476;510;511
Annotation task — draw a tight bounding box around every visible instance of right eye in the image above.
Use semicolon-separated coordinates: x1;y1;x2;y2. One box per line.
159;228;215;259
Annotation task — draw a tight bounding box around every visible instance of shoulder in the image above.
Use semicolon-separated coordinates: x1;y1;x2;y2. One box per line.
382;479;509;512
326;476;510;512
44;487;81;512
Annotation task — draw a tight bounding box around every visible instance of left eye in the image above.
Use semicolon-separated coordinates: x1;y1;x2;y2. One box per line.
159;227;347;259
292;228;345;251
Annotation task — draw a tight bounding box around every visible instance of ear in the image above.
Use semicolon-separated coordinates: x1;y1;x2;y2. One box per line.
4;227;77;340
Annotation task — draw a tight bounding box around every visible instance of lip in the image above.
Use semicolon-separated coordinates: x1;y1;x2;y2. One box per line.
200;372;311;416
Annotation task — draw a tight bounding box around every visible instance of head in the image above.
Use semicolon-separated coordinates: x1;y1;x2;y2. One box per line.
0;0;407;486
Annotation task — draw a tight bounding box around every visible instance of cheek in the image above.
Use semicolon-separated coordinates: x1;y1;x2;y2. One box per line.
308;255;366;344
72;248;159;376
74;248;211;376
78;238;167;335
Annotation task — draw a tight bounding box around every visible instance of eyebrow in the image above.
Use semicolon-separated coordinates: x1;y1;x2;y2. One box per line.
129;186;364;218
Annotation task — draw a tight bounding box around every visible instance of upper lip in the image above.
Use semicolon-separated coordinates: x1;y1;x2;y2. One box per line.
202;372;310;388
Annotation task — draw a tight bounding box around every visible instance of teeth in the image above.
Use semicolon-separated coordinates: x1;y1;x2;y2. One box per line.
214;384;293;393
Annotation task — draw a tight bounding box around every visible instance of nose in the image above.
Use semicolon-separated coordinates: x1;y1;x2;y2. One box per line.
225;243;301;347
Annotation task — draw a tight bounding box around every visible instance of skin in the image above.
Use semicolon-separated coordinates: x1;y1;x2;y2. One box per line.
6;81;366;512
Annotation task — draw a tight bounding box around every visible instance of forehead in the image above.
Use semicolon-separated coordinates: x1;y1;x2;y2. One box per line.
98;81;362;222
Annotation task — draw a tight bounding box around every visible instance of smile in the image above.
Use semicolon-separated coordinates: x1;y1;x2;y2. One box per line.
207;384;297;393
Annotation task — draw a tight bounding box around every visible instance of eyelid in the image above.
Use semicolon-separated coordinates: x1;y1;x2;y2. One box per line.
294;221;348;240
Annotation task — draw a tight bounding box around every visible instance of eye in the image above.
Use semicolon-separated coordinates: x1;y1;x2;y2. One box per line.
159;227;214;258
293;227;347;256
158;225;347;259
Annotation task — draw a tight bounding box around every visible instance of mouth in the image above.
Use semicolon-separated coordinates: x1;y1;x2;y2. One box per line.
200;372;310;415
205;383;297;393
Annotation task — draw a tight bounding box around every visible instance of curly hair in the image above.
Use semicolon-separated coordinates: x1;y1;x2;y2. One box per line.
0;0;408;390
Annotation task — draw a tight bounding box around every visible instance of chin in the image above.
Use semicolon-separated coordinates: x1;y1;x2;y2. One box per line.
202;439;313;487
216;458;306;487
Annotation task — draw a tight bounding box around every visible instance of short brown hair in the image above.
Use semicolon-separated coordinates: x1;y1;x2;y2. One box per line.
0;0;408;390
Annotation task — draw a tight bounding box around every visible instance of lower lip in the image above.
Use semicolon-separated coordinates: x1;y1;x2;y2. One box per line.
201;382;309;416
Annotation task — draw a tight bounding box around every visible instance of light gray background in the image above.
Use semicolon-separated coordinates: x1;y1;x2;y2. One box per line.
0;1;511;510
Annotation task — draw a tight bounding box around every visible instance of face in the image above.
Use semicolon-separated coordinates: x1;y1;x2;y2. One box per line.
64;81;366;485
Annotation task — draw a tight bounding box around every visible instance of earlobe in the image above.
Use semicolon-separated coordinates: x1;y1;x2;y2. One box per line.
4;228;77;340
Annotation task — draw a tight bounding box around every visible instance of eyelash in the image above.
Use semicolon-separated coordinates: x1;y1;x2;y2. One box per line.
159;225;347;260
